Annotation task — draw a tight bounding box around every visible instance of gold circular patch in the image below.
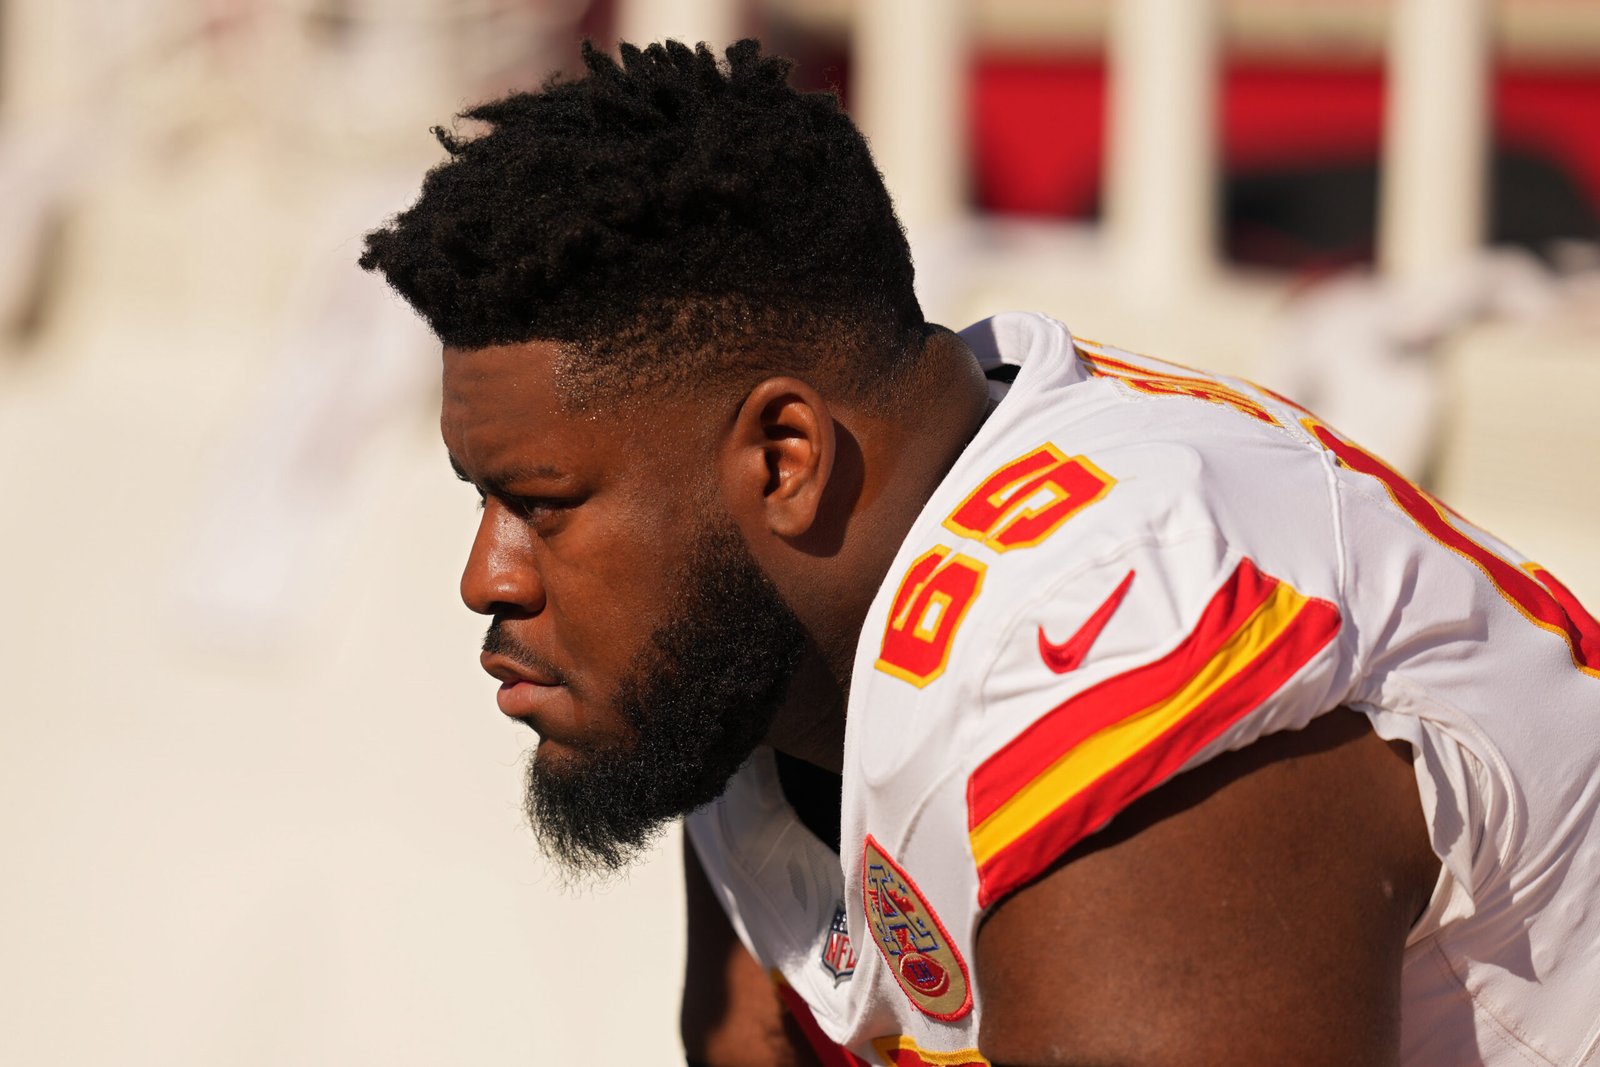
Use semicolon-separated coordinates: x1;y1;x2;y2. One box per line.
861;835;972;1020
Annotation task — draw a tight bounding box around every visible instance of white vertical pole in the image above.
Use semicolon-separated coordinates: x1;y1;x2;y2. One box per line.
616;0;742;53
1378;0;1493;281
1104;0;1220;302
1;0;88;120
851;0;968;237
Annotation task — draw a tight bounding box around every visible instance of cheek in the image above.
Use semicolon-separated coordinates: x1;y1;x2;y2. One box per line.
544;514;687;671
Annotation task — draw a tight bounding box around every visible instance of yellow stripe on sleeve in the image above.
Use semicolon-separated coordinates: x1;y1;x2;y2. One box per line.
969;581;1311;866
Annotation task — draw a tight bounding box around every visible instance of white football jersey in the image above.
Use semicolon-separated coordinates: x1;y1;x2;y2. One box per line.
686;312;1600;1067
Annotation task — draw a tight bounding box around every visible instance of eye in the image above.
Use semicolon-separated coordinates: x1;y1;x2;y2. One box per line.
449;460;578;528
503;495;568;524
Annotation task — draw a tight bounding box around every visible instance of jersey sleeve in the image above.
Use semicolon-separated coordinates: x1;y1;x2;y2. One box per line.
962;531;1347;909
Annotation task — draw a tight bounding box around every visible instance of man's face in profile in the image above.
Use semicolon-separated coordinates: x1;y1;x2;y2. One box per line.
441;339;807;876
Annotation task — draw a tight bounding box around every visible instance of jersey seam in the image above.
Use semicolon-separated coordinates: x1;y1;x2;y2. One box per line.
1317;446;1363;685
1322;451;1527;881
1577;1011;1600;1066
1216;369;1322;449
1428;941;1562;1067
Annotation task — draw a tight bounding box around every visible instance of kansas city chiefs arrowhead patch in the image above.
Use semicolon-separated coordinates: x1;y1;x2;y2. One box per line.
861;835;973;1021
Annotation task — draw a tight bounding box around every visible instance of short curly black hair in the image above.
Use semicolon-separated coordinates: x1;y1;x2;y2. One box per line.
360;38;925;407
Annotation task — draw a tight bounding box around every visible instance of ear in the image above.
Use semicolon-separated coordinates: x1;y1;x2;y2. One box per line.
721;377;835;540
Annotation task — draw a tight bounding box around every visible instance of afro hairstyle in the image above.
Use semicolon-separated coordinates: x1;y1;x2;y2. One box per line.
359;38;926;406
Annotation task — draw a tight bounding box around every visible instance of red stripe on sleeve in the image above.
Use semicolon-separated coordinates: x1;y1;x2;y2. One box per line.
773;982;872;1067
968;558;1279;829
975;598;1341;907
880;1042;991;1067
1530;566;1600;668
1312;423;1600;672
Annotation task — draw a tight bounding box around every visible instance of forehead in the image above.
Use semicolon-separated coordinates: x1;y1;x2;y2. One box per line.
442;338;560;418
439;339;699;479
440;340;568;463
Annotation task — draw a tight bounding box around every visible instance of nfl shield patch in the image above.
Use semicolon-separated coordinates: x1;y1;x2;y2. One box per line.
818;901;857;985
861;835;972;1021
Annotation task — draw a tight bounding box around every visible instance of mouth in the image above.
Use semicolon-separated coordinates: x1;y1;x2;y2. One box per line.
480;651;567;721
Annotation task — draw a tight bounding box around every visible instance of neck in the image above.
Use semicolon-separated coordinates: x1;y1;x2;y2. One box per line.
768;326;990;773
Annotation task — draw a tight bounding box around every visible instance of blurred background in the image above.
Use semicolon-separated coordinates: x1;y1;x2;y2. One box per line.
2;1;1596;1063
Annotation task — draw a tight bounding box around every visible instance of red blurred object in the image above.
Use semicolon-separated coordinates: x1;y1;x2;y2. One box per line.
971;56;1600;221
971;58;1110;218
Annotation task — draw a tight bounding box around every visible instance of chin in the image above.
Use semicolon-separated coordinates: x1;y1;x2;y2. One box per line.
529;735;601;777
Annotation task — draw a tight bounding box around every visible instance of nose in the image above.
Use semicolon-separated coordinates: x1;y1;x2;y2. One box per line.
460;501;545;616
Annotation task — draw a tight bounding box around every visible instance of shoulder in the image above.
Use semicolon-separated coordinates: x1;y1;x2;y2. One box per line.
848;345;1360;905
854;356;1350;725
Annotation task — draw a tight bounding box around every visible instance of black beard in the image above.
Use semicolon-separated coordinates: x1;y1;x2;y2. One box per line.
516;516;808;879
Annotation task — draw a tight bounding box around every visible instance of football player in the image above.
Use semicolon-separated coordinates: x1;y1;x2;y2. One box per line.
361;40;1600;1066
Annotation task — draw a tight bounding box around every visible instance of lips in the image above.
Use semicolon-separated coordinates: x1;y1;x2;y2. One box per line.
480;651;562;688
480;651;566;721
494;679;567;720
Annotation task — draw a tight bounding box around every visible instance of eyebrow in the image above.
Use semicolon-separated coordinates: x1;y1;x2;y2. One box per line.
448;453;568;495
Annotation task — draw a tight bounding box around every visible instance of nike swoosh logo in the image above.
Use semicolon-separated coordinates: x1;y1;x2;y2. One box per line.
1037;569;1136;673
